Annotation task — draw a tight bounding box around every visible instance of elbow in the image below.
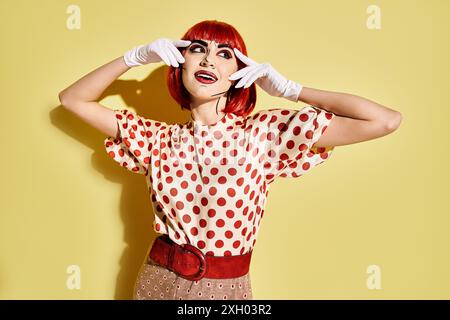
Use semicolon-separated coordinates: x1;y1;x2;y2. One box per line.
384;111;403;132
58;90;76;109
58;91;68;107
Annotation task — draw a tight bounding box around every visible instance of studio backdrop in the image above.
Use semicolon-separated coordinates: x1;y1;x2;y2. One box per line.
0;0;448;299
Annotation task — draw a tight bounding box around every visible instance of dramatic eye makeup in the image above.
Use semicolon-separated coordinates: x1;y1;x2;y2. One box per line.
188;39;234;59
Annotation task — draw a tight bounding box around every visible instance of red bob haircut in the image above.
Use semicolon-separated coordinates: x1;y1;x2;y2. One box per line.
166;20;257;117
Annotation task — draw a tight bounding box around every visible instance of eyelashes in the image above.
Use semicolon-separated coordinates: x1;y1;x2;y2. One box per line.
189;45;232;59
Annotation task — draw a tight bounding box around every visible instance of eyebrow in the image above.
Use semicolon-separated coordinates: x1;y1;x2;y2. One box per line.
190;39;232;50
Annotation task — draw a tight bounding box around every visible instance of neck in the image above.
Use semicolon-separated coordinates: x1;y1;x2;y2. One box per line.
190;92;228;125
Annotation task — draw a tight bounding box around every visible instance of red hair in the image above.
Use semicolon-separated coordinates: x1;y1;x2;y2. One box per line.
166;20;257;117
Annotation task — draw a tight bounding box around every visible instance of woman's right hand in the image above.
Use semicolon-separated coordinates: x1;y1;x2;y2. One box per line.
123;38;191;68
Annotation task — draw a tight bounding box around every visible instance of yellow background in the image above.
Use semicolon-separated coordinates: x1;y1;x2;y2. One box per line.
1;0;449;299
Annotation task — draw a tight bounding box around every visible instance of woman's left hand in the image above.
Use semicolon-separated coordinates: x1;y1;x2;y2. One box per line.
228;48;303;102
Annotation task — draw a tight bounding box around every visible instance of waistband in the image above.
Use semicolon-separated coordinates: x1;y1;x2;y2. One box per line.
148;234;253;281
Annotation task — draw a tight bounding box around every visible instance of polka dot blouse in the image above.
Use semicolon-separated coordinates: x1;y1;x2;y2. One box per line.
104;105;336;256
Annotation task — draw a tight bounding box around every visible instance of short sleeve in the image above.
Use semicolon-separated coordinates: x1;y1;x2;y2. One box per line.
251;106;336;183
104;108;167;175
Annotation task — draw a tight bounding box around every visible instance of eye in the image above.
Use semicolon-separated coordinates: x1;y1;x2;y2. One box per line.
220;51;232;59
189;45;232;59
189;45;204;53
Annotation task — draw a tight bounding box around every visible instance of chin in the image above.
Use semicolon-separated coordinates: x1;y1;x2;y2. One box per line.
188;86;220;97
189;94;216;102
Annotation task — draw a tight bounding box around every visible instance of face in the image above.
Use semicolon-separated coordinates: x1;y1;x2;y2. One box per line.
181;39;239;104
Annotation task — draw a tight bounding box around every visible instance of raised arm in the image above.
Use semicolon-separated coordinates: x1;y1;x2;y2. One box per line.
58;56;130;139
298;87;403;148
226;48;402;148
58;38;191;139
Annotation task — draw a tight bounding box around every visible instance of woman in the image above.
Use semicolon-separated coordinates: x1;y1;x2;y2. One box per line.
58;20;402;300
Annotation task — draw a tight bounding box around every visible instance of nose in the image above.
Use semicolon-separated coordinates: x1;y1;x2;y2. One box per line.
200;52;215;68
200;60;214;68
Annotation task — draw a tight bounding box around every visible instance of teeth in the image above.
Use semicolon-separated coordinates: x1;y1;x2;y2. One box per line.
196;73;216;81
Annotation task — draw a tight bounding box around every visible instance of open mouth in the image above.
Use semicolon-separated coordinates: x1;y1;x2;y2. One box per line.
194;71;218;84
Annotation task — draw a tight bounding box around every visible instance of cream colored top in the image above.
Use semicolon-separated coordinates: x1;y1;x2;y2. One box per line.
104;105;335;256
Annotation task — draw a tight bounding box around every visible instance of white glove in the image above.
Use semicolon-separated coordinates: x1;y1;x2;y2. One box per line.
228;48;303;102
123;38;191;68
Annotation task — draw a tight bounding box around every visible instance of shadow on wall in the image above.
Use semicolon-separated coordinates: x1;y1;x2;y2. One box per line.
52;66;190;299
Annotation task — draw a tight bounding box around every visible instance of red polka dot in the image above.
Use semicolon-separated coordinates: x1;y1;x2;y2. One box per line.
181;181;189;189
176;201;184;210
209;187;217;196
197;241;206;249
215;240;224;248
208;209;216;218
218;176;227;184
286;140;295;149
305;130;314;139
199;219;207;228
217;198;226;206
193;205;200;214
216;219;225;227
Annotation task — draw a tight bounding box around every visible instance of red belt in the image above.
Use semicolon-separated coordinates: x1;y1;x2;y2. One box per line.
148;234;253;281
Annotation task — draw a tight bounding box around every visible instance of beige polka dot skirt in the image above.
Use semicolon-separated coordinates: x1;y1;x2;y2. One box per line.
133;257;253;300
